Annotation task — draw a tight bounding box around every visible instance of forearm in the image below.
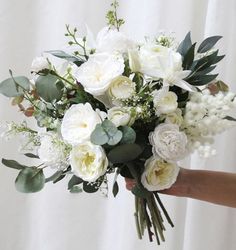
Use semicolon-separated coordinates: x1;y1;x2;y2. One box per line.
163;168;236;208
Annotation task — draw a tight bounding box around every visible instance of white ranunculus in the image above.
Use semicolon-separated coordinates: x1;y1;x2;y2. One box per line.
31;56;49;72
139;43;196;92
141;156;180;191
70;141;108;182
61;103;102;145
74;53;124;96
107;107;135;127
164;108;183;126
152;88;178;115
149;123;188;161
108;76;136;102
128;49;141;72
38;132;69;170
96;26;136;54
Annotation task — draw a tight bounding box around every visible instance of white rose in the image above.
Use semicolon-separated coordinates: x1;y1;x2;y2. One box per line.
61;103;102;145
70;141;108;182
107;107;135;127
31;56;49;72
38;132;69;170
139;43;196;92
74;53;124;96
149;123;187;161
96;26;135;54
141;156;180;191
152;88;178;115
107;76;136;102
164;108;183;126
128;49;141;72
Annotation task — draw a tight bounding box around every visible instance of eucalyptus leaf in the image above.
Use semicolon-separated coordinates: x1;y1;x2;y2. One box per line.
2;158;28;170
24;153;39;159
107;130;122;146
108;144;143;164
70;186;83;193
224;116;236;122
120;126;136;144
112;181;119;197
68;175;83;190
35;74;64;102
90;124;109;145
15;167;45;193
197;36;222;53
45;170;64;183
0;76;30;97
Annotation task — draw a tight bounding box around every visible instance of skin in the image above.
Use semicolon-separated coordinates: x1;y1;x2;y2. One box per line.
125;168;236;208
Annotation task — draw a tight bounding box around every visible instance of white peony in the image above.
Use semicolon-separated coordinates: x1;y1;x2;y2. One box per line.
74;53;124;96
149;123;188;161
61;103;102;145
107;107;135;127
152;88;178;115
96;26;136;54
70;141;108;182
139;43;196;92
38;132;69;170
141;156;180;191
107;76;136;102
31;56;49;72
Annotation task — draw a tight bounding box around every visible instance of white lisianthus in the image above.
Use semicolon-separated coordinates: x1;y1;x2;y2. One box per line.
31;56;50;72
139;43;196;92
38;132;69;170
164;108;183;126
152;88;178;115
61;103;102;145
141;156;180;191
96;26;136;54
149;123;188;161
128;49;141;72
108;76;136;102
74;53;124;96
107;107;135;127
70;141;108;182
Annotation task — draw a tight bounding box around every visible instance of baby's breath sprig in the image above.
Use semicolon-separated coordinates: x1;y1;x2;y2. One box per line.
106;0;125;31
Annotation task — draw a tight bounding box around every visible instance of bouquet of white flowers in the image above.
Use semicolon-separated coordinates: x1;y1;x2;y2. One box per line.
1;0;236;246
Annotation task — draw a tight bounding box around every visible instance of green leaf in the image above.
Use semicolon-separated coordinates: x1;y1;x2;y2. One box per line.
46;50;84;66
83;181;100;193
90;124;109;145
108;144;143;164
197;36;222;53
120;126;136;144
183;43;196;69
68;175;83;190
112;181;119;197
188;74;218;86
70;186;83;193
15;167;45;193
177;32;192;57
224;116;236;122
215;80;229;92
24;153;39;159
2;158;28;170
102;120;117;136
52;173;66;184
45;170;64;183
0;76;30;97
35;74;64;102
107;130;122;146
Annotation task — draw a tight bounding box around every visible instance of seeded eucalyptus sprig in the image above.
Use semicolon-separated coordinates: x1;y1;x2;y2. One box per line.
106;0;125;31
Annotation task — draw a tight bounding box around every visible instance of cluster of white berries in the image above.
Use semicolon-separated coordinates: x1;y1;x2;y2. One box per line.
183;89;236;157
